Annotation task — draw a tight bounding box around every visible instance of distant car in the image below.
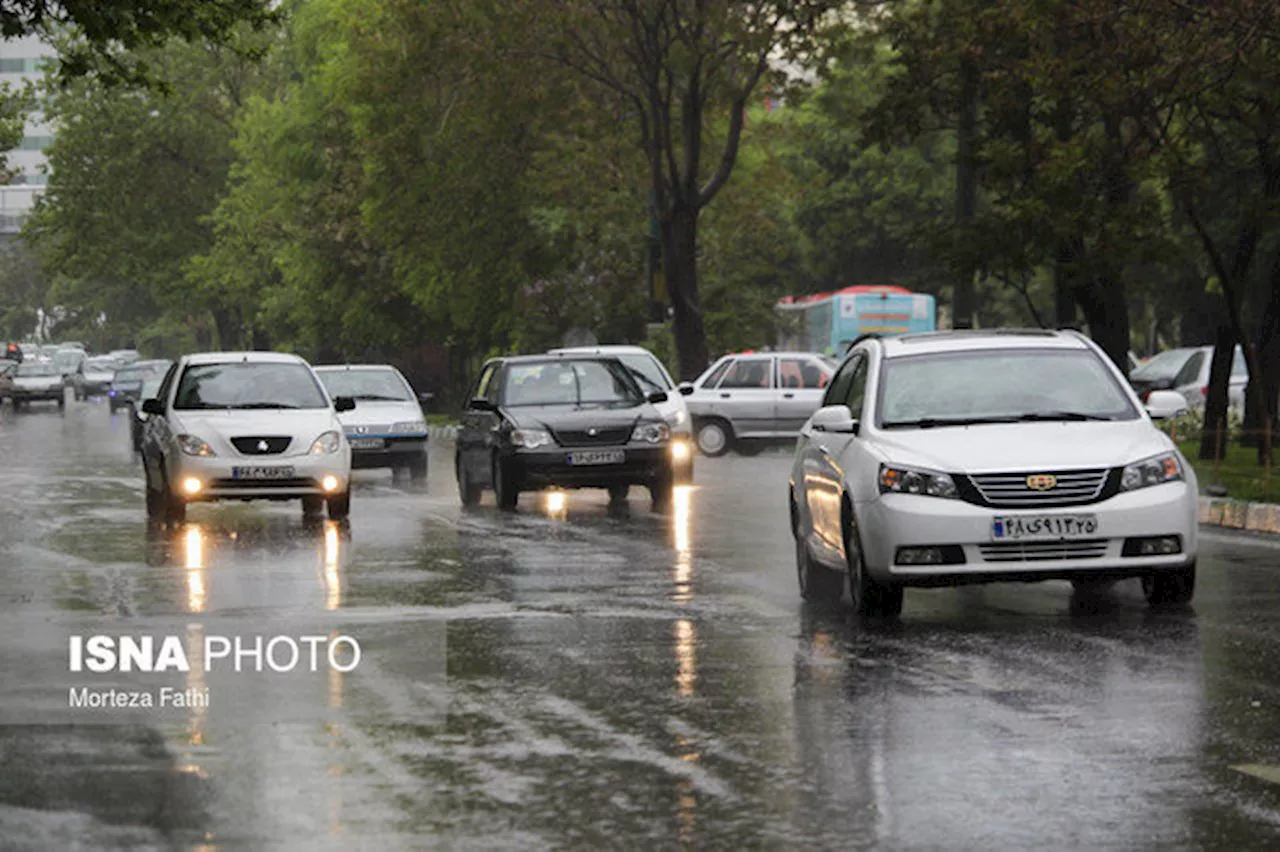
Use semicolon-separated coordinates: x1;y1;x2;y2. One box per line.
75;356;121;400
109;359;171;413
456;355;678;509
0;360;16;401
108;349;141;365
129;376;165;451
52;349;86;389
140;351;356;522
1129;345;1246;411
313;364;429;481
682;351;836;456
10;361;65;410
548;344;693;482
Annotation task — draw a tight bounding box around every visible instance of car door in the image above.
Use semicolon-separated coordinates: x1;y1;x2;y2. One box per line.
801;353;869;562
775;356;834;434
141;362;180;485
712;356;776;437
459;362;501;482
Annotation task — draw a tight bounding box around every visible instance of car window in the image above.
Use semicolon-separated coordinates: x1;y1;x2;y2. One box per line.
700;358;732;389
154;363;179;406
823;356;858;407
1232;348;1247;377
503;359;641;406
845;356;869;418
1174;352;1204;387
174;362;328;410
1131;348;1193;381
617;353;672;392
317;369;412;401
471;363;498;405
718;357;773;389
778;357;830;390
878;349;1140;426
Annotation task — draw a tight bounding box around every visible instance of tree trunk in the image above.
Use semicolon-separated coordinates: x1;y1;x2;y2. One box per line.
663;203;709;381
1199;323;1236;461
1054;240;1080;327
211;309;240;351
1248;251;1280;463
952;55;979;330
1074;276;1131;376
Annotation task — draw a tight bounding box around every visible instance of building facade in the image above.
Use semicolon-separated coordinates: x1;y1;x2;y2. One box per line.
0;34;56;235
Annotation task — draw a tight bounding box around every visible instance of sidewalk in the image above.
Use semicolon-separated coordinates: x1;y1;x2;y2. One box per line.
1199;496;1280;534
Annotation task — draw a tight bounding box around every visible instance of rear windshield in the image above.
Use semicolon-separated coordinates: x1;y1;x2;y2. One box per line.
174;362;328;410
1131;349;1194;382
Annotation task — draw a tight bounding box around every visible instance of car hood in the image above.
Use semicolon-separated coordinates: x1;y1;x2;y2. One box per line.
868;420;1174;473
334;400;422;429
171;408;341;442
84;371;115;382
14;376;61;388
506;403;657;431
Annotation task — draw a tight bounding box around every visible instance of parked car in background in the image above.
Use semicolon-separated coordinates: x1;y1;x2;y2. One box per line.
313;364;430;482
1128;345;1246;411
129;376;165;451
75;355;121;400
109;359;171;412
682;351;836;457
548;345;693;482
0;360;16;402
10;361;66;410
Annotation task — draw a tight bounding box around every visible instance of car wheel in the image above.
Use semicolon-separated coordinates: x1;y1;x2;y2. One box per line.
11;400;20;412
648;470;674;512
327;491;351;520
795;533;843;603
845;512;903;616
144;463;164;520
57;396;66;411
408;454;428;483
302;496;325;517
735;440;765;457
163;486;186;524
1070;577;1113;593
695;419;733;457
608;484;629;503
492;456;519;510
1142;563;1196;606
457;456;481;507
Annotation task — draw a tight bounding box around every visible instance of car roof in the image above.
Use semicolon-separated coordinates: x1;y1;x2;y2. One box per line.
877;329;1091;358
718;351;829;359
182;351;307;366
492;353;624;366
313;363;402;372
549;345;654;355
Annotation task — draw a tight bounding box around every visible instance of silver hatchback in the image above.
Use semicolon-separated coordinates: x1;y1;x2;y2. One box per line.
683;351;835;456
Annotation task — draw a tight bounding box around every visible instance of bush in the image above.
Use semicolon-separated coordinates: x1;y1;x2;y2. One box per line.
1161;406;1244;444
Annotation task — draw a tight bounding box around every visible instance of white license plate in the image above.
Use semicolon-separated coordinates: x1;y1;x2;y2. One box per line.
348;437;385;450
231;466;297;480
991;514;1098;541
567;449;625;466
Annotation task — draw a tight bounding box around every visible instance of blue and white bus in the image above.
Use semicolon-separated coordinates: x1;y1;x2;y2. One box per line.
775;285;936;355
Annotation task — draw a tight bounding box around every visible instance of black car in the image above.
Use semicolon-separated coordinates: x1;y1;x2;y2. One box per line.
109;358;171;412
456;355;678;510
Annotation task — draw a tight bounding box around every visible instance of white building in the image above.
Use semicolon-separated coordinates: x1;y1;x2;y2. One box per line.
0;34;56;235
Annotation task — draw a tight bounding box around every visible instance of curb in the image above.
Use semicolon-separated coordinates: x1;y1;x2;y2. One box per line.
1198;496;1280;534
428;425;459;441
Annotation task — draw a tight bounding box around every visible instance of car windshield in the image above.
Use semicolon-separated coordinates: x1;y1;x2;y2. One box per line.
174;362;328;410
616;354;671;392
17;362;58;377
316;368;412;401
878;349;1139;427
85;358;118;372
1131;348;1194;381
503;359;642;406
115;363;166;382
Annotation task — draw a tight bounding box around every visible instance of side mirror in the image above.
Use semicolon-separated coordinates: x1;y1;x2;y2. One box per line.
1144;390;1187;421
469;397;495;412
647;390;669;404
810;404;859;434
678;382;694;396
141;398;164;416
334;396;356;412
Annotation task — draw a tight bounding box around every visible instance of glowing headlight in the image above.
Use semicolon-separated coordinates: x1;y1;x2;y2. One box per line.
177;434;215;457
665;409;688;427
878;463;959;499
631;422;671;443
392;420;427;434
511;428;554;449
309;431;342;455
1120;452;1183;492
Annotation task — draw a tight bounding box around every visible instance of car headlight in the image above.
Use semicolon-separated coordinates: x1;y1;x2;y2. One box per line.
631;422;671;443
1120;452;1183;492
392;420;427;434
309;431;342;455
665;409;688;427
177;434;216;457
878;463;959;499
511;427;554;449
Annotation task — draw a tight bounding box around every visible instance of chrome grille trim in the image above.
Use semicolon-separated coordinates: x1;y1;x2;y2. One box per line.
978;539;1108;563
343;424;391;436
968;469;1109;507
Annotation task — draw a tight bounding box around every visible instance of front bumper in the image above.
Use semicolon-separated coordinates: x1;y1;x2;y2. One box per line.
859;482;1198;585
349;435;428;469
11;388;63;401
507;443;677;489
170;451;351;502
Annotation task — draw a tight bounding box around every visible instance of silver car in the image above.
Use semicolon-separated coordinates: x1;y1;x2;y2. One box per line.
1129;345;1246;411
683;351;836;456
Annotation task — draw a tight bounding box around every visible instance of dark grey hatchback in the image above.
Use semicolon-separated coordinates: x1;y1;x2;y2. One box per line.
456;355;678;510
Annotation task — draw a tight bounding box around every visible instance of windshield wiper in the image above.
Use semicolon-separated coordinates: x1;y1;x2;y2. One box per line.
353;394;407;401
233;402;301;409
1016;411;1114;422
881;416;1020;429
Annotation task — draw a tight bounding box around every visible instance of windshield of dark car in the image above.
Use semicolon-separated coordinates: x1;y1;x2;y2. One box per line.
316;369;413;401
878;348;1139;426
174;362;329;410
17;362;58;377
503;360;642;406
1131;349;1194;381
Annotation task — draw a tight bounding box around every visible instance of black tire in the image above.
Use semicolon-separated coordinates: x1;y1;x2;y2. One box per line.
145;462;165;520
648;466;674;511
408;454;429;483
1142;563;1196;606
11;400;20;412
795;534;843;603
457;456;481;507
845;511;903;616
302;496;325;517
735;440;765;457
327;491;351;520
492;456;519;510
695;419;733;457
608;484;629;503
1070;577;1114;593
57;396;66;411
163;484;186;524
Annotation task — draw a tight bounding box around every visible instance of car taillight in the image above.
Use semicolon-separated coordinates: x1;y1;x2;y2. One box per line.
1199;386;1207;396
1141;390;1151;402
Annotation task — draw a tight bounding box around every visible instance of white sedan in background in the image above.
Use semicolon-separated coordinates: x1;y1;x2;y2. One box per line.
790;329;1197;615
314;364;430;481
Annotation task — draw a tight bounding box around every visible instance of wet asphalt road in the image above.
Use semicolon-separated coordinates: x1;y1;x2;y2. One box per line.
3;398;1280;849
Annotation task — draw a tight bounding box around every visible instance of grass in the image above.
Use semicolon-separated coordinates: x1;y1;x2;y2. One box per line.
424;413;457;427
1177;440;1276;504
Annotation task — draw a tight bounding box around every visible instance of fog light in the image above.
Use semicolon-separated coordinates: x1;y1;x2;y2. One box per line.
1122;535;1182;557
322;475;340;493
894;545;964;566
182;477;202;495
671;440;691;462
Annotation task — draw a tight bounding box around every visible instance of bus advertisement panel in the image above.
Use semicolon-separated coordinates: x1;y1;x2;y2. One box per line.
776;285;936;355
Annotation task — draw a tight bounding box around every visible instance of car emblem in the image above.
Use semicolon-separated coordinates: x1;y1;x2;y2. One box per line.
1026;474;1057;491
355;426;368;434
257;440;269;452
587;427;598;436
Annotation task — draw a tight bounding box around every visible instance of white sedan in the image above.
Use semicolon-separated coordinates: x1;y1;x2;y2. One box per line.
789;329;1197;615
140;352;355;522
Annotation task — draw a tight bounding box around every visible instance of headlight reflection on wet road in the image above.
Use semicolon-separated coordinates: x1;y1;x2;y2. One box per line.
185;525;207;614
323;521;342;611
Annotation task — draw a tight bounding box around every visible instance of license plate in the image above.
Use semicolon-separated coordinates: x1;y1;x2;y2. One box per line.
567;449;625;466
349;437;385;450
231;466;297;480
991;514;1098;541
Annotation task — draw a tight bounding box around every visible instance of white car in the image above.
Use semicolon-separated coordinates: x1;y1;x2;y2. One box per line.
140;352;355;522
9;361;66;410
789;329;1197;615
548;344;694;482
1129;345;1247;411
314;364;429;481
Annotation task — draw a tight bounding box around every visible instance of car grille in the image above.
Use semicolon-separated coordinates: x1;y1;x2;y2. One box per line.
230;436;293;455
209;477;315;490
963;469;1112;508
343;424;390;436
553;427;631;447
978;539;1108;562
